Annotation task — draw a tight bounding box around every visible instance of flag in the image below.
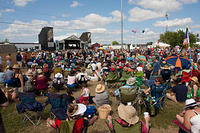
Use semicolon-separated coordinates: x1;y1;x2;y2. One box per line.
132;30;137;33
183;26;189;50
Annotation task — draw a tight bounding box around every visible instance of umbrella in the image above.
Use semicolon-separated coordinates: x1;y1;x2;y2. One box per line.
98;47;104;49
166;55;191;68
137;55;146;61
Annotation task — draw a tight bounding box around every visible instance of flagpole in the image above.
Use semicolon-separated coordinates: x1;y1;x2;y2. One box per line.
187;26;192;76
121;0;123;49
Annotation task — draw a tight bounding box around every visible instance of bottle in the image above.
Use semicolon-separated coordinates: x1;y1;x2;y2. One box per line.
6;83;8;89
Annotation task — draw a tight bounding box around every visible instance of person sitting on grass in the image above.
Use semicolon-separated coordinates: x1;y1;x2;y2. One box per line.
176;99;200;133
79;83;90;105
106;104;150;133
47;103;98;133
166;77;188;103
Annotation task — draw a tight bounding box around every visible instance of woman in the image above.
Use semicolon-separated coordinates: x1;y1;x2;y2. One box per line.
67;71;77;88
143;77;168;116
33;69;48;95
188;77;200;101
145;64;152;80
6;64;23;101
176;99;200;132
47;103;98;133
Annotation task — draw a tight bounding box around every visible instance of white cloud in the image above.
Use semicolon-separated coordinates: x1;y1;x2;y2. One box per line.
0;8;15;16
110;10;126;22
192;25;200;29
132;0;182;12
88;28;107;34
153;17;193;27
70;1;81;8
71;13;113;29
13;0;34;7
179;0;198;4
50;20;70;27
128;0;135;4
128;7;164;22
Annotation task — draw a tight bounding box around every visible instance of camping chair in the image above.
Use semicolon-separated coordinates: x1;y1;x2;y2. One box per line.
45;93;69;120
144;85;168;116
105;71;120;89
173;120;191;133
16;92;44;126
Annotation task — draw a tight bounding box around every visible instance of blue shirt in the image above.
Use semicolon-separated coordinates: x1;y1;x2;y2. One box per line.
151;84;168;99
153;62;160;73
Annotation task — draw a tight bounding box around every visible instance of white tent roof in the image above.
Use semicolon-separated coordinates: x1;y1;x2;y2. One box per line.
152;42;170;47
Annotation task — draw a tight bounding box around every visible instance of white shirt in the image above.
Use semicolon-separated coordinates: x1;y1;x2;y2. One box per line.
91;63;96;71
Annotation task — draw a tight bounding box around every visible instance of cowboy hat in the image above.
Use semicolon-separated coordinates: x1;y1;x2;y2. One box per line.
37;69;43;74
118;104;139;125
126;77;136;86
26;69;33;76
13;64;20;69
95;84;106;93
71;104;87;116
55;73;63;78
191;76;199;83
184;99;199;109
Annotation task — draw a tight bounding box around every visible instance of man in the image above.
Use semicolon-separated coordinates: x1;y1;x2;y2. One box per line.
0;88;8;133
16;52;22;67
166;78;188;103
0;56;2;66
151;58;160;76
6;54;11;67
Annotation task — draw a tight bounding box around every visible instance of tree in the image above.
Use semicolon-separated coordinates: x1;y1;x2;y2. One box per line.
112;41;120;45
0;38;10;44
160;30;197;48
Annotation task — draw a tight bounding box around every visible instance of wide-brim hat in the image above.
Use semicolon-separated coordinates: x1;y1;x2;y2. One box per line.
118;104;139;125
95;84;106;93
71;104;87;116
191;76;199;83
126;77;136;85
26;70;33;76
55;73;63;78
13;64;20;69
184;99;199;109
163;65;170;70
37;69;43;74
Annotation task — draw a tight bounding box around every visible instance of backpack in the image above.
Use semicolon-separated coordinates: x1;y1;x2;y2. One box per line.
84;106;96;118
73;118;87;133
120;86;138;104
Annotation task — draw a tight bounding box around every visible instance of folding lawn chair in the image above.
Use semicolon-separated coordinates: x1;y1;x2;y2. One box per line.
45;93;69;120
16;92;44;126
173;120;191;133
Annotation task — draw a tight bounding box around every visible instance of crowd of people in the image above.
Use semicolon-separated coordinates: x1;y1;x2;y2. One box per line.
0;47;200;133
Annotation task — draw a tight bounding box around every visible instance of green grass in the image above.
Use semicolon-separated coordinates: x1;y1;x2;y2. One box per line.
1;82;184;133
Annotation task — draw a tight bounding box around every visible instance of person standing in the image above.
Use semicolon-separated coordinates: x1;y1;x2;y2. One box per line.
0;56;2;66
6;54;12;67
16;52;22;67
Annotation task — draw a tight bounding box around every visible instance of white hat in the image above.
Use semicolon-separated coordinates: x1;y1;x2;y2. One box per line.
55;73;63;78
136;66;143;72
184;99;199;109
71;104;87;116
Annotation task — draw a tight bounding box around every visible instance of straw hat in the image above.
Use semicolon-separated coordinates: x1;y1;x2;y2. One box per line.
26;69;33;76
95;84;106;93
184;99;199;109
98;104;112;119
163;65;170;70
37;69;43;74
191;76;199;83
13;64;20;69
118;104;139;125
126;77;136;85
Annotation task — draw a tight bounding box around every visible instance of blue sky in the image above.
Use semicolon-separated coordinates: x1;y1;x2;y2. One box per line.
0;0;200;44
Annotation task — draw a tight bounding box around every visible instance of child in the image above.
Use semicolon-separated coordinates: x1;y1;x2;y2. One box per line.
79;83;90;105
